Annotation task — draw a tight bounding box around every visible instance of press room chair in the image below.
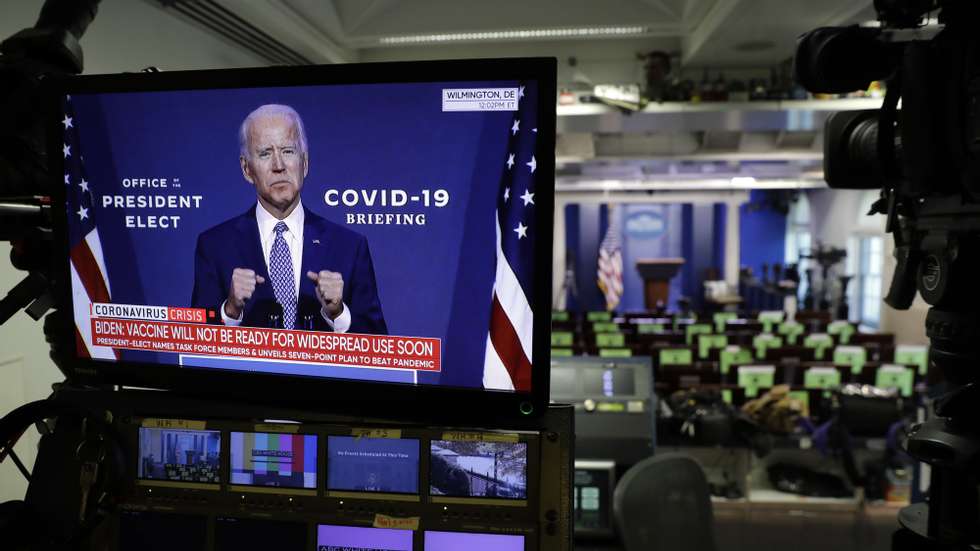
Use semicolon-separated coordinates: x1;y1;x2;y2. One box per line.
613;453;718;551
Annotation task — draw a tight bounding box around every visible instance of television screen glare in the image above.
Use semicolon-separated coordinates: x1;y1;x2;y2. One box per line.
424;531;524;551
316;524;413;551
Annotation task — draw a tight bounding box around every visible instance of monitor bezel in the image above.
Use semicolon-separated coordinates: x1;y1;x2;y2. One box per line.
47;57;556;419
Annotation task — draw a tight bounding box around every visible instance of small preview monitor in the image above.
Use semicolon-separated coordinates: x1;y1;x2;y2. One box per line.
573;460;617;538
430;439;527;500
215;518;307;551
316;524;413;551
230;431;317;489
118;512;207;551
550;356;652;402
424;530;524;551
582;366;636;397
326;435;420;494
549;365;578;398
137;427;220;484
54;58;556;417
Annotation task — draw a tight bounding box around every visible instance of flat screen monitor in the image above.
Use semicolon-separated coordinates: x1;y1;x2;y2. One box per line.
51;58;556;417
582;366;637;397
429;439;527;500
326;435;420;494
550;367;577;397
137;427;220;485
118;511;207;551
214;517;307;550
550;356;652;402
229;431;317;490
573;460;617;538
424;530;525;551
316;524;413;551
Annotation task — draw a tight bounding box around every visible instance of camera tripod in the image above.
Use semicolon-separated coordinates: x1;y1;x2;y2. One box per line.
894;308;980;550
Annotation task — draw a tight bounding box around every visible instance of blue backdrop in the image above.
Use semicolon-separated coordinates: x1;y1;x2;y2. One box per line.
68;80;536;389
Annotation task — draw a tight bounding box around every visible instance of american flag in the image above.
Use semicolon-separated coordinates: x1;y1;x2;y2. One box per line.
483;83;537;392
597;204;624;311
63;96;117;359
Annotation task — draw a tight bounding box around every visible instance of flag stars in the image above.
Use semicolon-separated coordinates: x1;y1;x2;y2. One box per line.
526;155;537;174
504;187;511;202
77;206;89;220
511;119;520;135
64;173;70;185
506;153;515;170
62;115;73;129
514;222;528;239
79;179;89;193
519;86;525;99
63;143;71;158
520;189;535;206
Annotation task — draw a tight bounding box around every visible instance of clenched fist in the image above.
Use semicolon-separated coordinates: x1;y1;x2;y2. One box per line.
307;270;344;318
225;268;265;319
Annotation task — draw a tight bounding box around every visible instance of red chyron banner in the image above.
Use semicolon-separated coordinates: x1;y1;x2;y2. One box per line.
89;318;441;372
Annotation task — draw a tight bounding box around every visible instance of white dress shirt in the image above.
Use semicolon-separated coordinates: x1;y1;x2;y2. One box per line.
221;200;351;332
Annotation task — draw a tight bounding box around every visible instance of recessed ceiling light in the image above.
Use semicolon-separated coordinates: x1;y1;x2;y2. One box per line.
378;26;650;45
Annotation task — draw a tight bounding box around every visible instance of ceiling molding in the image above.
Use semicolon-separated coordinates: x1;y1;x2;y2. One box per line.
213;0;354;63
681;0;742;66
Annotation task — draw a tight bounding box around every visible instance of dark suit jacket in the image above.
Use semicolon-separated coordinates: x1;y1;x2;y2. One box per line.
191;205;387;334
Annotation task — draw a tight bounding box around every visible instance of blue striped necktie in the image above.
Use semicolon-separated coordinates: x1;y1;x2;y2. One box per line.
269;221;296;329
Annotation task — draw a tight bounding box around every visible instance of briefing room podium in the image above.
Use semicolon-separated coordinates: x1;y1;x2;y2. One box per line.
636;258;685;310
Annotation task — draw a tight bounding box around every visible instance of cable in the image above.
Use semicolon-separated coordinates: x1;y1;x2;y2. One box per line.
7;448;30;482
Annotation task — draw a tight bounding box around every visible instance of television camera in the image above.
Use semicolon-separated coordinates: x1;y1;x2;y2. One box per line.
796;0;980;547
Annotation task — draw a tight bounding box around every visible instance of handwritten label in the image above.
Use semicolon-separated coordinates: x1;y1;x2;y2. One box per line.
441;431;520;443
141;418;205;430
373;514;420;530
352;428;402;439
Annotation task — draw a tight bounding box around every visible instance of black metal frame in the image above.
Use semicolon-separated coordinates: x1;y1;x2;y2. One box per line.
44;57;557;421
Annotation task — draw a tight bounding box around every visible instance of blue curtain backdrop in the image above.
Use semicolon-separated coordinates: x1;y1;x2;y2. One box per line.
561;193;786;313
739;190;788;277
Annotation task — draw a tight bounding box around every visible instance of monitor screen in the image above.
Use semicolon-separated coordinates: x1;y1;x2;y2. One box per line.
118;512;207;551
215;518;307;550
230;432;317;489
430;439;527;500
327;435;420;494
316;524;413;551
424;531;524;551
55;59;555;413
573;461;616;536
549;366;577;397
582;367;636;397
137;427;220;484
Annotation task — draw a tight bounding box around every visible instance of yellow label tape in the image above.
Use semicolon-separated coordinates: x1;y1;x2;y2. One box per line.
352;428;402;439
254;424;300;434
141;418;206;430
373;514;420;530
441;431;520;443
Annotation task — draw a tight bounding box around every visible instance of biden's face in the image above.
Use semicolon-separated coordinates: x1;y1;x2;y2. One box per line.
240;114;308;217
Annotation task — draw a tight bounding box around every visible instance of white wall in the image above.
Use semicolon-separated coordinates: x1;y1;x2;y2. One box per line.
0;0;264;503
805;188;929;345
